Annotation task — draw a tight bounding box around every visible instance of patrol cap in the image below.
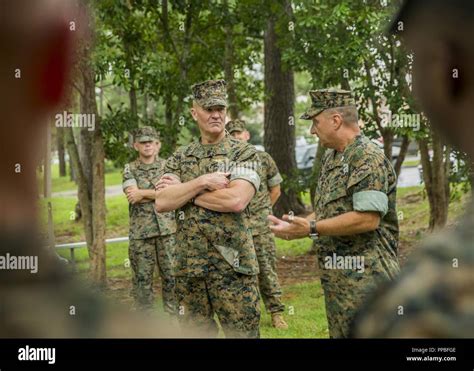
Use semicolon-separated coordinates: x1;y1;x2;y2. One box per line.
191;79;227;109
134;126;159;143
226;119;247;134
300;88;356;120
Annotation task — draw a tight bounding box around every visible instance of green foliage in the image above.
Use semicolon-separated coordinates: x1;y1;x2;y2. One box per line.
101;104;180;168
92;0;265;154
101;106;138;168
449;150;472;200
278;0;417;143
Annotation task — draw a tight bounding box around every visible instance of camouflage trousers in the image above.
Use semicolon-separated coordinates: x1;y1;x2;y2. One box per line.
175;264;261;338
318;253;399;338
253;232;285;314
129;235;177;315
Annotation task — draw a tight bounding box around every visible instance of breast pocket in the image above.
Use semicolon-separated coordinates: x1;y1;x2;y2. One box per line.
180;159;200;182
319;166;350;217
136;172;153;189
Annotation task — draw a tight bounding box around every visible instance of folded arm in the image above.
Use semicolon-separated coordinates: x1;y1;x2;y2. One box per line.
124;186;156;204
154;176;207;212
194;179;256;213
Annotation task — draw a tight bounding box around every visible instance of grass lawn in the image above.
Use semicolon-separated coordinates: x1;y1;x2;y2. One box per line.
46;183;469;338
37;162;122;194
58;241;328;338
396;185;470;261
45;185;470;254
260;281;328;338
402;159;420;167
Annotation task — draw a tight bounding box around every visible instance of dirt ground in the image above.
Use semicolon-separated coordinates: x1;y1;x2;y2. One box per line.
105;241;416;304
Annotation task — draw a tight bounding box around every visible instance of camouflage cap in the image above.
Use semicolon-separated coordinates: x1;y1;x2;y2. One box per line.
226;119;247;134
134;126;159;143
300;89;356;120
191;79;227;109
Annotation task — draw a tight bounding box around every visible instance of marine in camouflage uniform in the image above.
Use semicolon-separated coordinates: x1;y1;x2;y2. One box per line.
122;127;177;314
351;0;474;338
156;80;262;338
270;89;400;338
305;90;400;338
226;119;288;329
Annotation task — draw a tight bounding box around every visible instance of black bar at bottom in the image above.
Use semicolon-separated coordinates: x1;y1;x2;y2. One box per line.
0;338;472;369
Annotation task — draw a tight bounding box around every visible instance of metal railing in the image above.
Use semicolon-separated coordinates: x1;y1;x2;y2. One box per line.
55;237;129;271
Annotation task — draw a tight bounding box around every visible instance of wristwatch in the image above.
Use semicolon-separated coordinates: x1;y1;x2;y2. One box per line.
309;220;319;240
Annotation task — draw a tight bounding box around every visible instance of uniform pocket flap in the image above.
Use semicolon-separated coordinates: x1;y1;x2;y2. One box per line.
323;187;347;205
214;244;239;268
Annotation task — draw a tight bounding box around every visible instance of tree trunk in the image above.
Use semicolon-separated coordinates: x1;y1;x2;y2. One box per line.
224;4;239;120
418;129;449;231
264;2;305;217
165;92;173;127
394;135;410;177
129;86;138;118
469;160;474;197
57;128;67;177
64;126;93;249
381;128;393;162
123;34;138;120
143;93;148;119
82;46;107;286
67;5;107;286
68;148;76;182
79;126;93;195
431;130;449;229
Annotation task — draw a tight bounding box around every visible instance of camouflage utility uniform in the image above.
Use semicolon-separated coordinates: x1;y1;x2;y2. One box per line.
313;134;400;337
301;89;400;338
226;120;285;315
123;143;177;314
164;133;262;337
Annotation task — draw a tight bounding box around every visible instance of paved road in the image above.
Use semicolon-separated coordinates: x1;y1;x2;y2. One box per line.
51;184;123;198
397;165;422;188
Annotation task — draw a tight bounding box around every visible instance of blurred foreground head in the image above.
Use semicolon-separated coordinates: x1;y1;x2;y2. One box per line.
352;0;474;339
0;0;203;338
0;0;76;230
390;0;474;158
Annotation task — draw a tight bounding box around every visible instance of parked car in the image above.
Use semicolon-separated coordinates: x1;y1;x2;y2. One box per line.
296;143;318;172
371;138;401;165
